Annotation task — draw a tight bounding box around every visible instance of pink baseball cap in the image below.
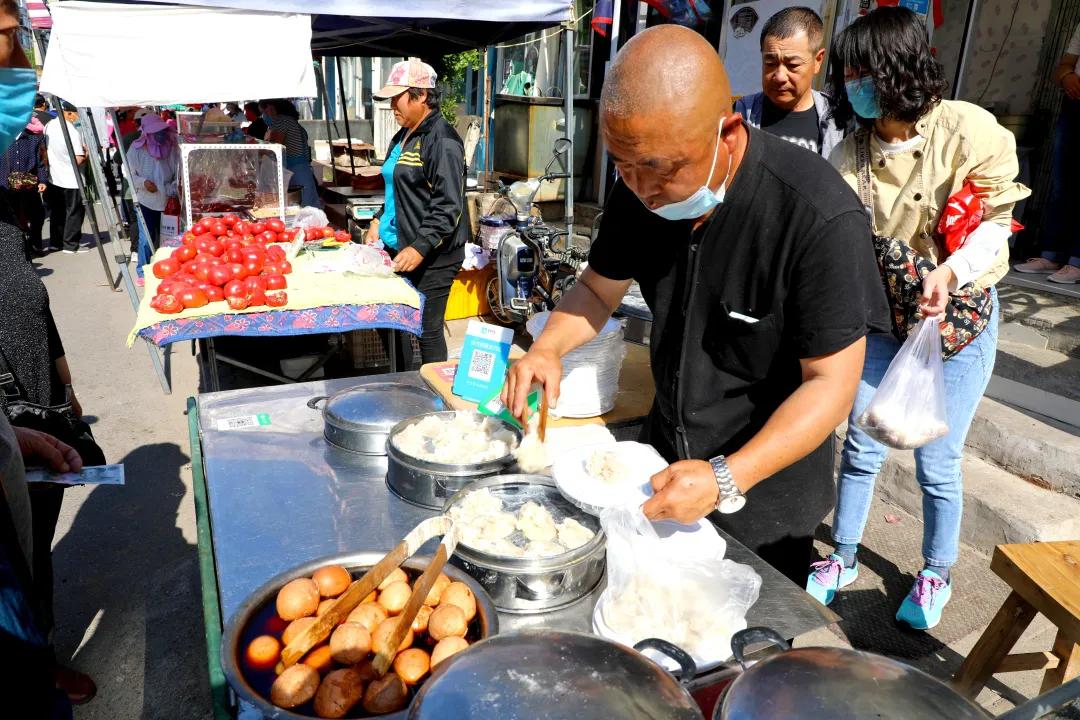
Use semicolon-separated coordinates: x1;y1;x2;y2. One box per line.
373;57;438;100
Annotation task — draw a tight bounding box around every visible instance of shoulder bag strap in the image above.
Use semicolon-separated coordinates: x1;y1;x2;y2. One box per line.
854;130;875;222
0;343;26;403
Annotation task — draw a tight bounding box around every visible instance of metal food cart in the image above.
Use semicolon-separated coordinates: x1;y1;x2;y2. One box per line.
189;374;840;719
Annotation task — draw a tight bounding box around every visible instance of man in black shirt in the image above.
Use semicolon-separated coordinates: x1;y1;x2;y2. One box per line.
734;7;846;158
505;25;889;583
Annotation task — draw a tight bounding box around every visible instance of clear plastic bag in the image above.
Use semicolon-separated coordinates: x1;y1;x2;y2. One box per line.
293;206;329;229
856;316;949;449
596;506;761;665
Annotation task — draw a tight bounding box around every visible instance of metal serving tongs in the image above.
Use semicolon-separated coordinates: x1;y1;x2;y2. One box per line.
278;515;457;674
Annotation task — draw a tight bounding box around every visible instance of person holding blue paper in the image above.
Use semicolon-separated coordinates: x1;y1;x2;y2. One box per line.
504;25;890;586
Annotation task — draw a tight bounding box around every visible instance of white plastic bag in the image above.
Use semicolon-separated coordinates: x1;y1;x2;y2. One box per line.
596;505;761;665
856;316;949;449
293;206;329;229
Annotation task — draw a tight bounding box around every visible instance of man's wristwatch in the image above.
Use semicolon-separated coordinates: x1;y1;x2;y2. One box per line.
709;455;746;514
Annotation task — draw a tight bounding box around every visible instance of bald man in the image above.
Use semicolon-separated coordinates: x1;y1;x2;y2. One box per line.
505;25;889;584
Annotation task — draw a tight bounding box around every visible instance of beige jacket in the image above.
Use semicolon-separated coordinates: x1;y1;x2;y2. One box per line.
830;100;1031;289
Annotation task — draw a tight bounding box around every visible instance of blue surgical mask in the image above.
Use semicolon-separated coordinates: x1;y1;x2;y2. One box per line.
646;122;732;222
261;112;273;123
0;68;37;155
845;76;881;119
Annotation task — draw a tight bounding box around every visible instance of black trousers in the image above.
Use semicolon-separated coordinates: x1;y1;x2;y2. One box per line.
27;484;65;638
46;185;85;251
9;189;46;257
383;259;458;369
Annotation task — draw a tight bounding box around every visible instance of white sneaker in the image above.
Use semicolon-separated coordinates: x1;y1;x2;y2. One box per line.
1013;257;1061;274
1048;265;1080;284
61;249;76;254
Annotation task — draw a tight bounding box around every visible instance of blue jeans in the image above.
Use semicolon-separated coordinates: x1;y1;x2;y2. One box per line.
286;156;322;209
1042;99;1080;267
136;204;160;279
833;290;999;567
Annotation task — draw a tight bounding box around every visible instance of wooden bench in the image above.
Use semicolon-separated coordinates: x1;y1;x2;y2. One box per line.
953;541;1080;697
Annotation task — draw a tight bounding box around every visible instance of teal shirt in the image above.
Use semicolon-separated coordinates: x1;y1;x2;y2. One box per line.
379;142;401;250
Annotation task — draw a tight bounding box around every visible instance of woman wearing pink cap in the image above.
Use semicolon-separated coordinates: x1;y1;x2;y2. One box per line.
127;114;180;282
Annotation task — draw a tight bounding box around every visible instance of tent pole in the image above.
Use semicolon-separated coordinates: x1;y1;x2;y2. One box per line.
598;0;622;202
81;110;126;258
481;47;490;187
564;21;575;241
316;60;339;185
336;55;358;178
51;97;114;287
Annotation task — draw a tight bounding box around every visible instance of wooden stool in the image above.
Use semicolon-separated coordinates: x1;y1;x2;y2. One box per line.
953;541;1080;697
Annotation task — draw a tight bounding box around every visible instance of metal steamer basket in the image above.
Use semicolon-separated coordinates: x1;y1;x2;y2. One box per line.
385;411;522;510
220;551;499;720
308;382;444;455
443;475;606;614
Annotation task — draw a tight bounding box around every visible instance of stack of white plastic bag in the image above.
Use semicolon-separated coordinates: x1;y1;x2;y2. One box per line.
856;316;949;449
596;505;761;667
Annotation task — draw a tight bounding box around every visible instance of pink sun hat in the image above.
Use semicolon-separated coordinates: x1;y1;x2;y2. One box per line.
373;57;437;100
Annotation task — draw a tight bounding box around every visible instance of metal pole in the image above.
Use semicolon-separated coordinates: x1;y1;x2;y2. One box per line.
335;55;358;178
485;47;495;182
564;22;575;241
952;0;980;99
598;0;623;202
81;110;125;254
50;97;114;286
480;48;489;186
316;60;339;185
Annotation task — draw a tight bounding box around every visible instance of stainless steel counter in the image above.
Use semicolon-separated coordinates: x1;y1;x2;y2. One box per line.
197;373;838;717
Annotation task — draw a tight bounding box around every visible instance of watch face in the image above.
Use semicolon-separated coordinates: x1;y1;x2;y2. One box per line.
719;495;746;514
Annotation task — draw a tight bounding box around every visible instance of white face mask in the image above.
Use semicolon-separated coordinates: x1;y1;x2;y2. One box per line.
645;121;732;222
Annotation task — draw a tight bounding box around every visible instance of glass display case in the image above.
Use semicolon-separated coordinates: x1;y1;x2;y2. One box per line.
179;143;285;227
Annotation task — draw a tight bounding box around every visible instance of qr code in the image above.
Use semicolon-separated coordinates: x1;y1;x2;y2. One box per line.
468;349;495;382
218;416;257;431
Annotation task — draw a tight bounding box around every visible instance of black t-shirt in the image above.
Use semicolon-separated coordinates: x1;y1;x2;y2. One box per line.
589;126;890;557
761;97;820;154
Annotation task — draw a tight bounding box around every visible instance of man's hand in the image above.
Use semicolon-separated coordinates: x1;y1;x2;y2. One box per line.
393;247;423;273
641;460;719;525
37;183;46;194
920;265;954;317
501;347;563;422
144;179;158;194
13;427;82;474
1064;73;1080;100
365;220;380;246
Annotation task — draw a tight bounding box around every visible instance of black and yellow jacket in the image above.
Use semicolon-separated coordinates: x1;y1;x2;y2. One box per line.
375;111;468;269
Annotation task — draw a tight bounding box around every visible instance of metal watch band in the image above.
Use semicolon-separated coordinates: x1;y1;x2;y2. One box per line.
709;455;744;513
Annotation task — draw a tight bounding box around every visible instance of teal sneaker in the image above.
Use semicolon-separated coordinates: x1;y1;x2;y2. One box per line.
896;569;952;630
805;554;858;606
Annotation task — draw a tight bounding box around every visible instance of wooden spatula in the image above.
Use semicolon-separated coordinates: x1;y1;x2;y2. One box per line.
279;515;454;670
538;390;549;443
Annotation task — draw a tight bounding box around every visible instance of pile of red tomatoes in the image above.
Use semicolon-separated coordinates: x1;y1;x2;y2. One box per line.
148;214;293;315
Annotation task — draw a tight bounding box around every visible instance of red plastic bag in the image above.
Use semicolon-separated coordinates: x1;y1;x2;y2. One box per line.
938;182;1024;257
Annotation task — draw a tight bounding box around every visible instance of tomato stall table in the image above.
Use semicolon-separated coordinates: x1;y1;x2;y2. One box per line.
188;373;841;719
130;246;424;391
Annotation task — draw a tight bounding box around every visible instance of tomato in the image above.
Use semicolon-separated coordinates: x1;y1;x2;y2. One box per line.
244;276;267;293
204;286;225;302
205;240;224;257
224;238;243;251
153;293;184;314
226;295;250;311
228;263;247;281
172;272;198;287
178;287;209;309
224;248;244;264
279;260;293;275
279;229;295;242
250;222;267;235
223;279;246;298
265;290;288;307
262;261;282;276
182;231;197;246
247;289;266;307
193;263;214;283
242;245;266;260
234;221;250;235
197;232;215;245
266;246;286;262
265;274;287;290
223;214;239;227
323;228;335;239
172;245;197;263
208;265;234;287
210;222;228;237
243;257;264;276
259;231;277;244
266;218;285;233
334;230;351;243
191;221;208;236
152;258;180;279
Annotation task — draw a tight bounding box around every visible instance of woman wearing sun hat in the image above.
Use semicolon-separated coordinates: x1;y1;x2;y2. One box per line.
365;57;469;366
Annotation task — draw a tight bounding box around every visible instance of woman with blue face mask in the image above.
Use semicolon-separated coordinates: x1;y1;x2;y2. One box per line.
808;7;1030;630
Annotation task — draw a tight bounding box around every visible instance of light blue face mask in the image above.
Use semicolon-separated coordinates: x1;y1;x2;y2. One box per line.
0;67;38;155
646;122;732;222
845;76;882;120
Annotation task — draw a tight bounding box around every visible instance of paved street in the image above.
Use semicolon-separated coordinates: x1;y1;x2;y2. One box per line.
32;217;1072;718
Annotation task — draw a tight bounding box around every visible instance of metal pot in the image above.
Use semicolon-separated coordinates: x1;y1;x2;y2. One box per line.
385;411;521;510
444;475;606;614
407;630;705;720
220;550;499;720
713;628;991;720
308;382;444;455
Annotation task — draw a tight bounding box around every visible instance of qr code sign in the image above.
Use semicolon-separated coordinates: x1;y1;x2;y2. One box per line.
468;349;495;382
